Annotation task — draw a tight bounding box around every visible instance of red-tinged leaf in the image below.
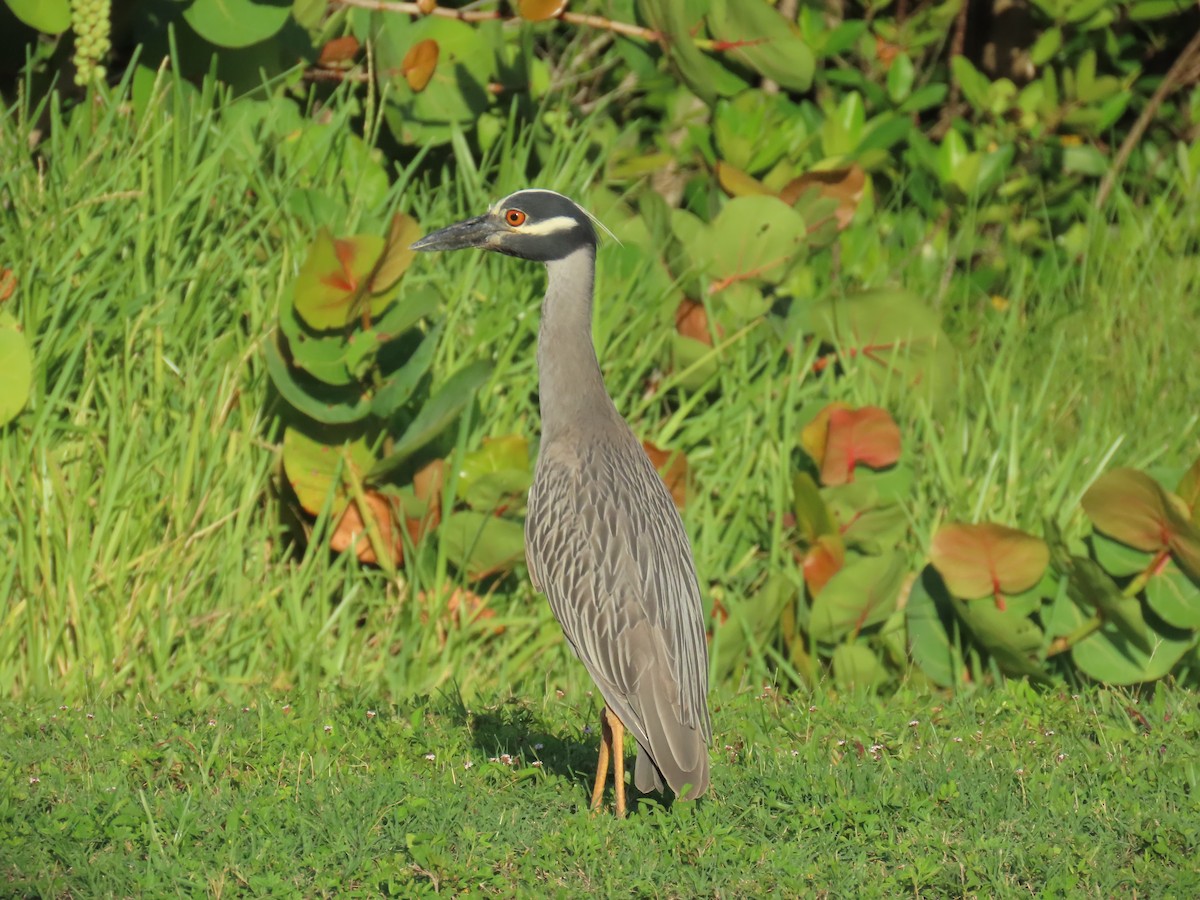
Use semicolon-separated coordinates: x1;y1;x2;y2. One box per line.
930;523;1049;609
643;440;688;509
404;458;445;544
803;533;845;596
675;299;717;346
0;268;14;301
715;161;772;198
820;405;901;486
516;0;567;21
318;35;360;66
293;229;384;330
331;490;402;565
402;39;439;92
781;164;866;230
875;36;902;68
1081;469;1200;578
799;402;849;471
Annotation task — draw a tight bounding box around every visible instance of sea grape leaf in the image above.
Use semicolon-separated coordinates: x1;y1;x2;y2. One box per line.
823;482;910;553
642;441;689;509
370;360;492;481
1071;605;1196;685
184;0;291;49
282;426;375;517
440;511;526;578
265;333;373;425
809;551;906;643
8;0;71;32
517;0;568;21
803;533;846;597
330;490;402;565
0;312;33;427
402;39;439;92
831;642;886;691
1082;467;1200;581
953;596;1048;679
1144;562;1200;630
707;0;815;92
802;289;958;407
820;405;901;486
906;566;966;688
930;522;1049;610
293;230;385;331
792;472;836;543
456;434;532;511
1059;553;1152;653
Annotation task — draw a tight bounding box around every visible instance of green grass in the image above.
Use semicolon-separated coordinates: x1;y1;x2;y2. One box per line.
3;683;1198;896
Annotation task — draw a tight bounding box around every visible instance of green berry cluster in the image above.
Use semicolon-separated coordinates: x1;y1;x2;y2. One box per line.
71;0;112;87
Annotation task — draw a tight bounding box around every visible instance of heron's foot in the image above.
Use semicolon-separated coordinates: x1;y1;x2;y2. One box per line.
588;707;627;818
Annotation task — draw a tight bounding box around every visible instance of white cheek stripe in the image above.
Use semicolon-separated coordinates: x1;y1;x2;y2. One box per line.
517;214;579;236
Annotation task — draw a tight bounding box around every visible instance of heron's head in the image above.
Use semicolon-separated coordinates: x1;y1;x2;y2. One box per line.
411;189;598;263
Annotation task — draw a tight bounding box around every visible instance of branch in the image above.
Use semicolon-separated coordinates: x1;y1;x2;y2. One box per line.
331;0;660;41
1096;27;1200;210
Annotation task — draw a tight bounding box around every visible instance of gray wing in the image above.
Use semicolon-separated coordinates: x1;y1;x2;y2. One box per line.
526;434;712;793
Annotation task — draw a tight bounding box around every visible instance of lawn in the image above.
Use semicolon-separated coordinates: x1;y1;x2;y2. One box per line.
3;684;1198;896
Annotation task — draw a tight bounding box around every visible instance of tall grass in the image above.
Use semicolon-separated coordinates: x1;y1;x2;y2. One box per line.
2;73;1197;704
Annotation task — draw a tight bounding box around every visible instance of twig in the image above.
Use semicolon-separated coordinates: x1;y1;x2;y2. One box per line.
1095;27;1200;210
331;0;661;41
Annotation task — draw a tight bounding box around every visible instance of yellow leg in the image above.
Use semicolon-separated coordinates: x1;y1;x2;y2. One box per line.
589;709;612;812
608;708;627;819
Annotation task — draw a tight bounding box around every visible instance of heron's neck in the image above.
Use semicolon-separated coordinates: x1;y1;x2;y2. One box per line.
537;245;619;441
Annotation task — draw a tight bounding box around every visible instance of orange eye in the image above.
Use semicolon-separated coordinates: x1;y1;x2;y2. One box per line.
505;209;527;227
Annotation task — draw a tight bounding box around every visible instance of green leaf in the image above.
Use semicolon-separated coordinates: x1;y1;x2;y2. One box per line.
1090;533;1154;578
370;328;441;418
707;0;816;93
377;17;496;144
792;472;836;543
886;53;915;103
1071;607;1196;685
905;567;966;688
265;333;373;425
1145;564;1200;630
637;0;746;104
456;435;532;511
281;427;375;517
689;196;808;318
184;0;292;49
832;642;886;691
1030;27;1062;66
799;289;958;408
370;360;492;481
8;0;71;32
1060;554;1153;653
953;597;1048;680
0;312;33;427
809;552;906;643
440;511;526;578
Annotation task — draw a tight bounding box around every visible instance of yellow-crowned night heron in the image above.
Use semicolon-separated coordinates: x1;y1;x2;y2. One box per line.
412;189;712;816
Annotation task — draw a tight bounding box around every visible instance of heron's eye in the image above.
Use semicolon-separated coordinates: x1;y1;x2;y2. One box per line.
505;209;527;227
